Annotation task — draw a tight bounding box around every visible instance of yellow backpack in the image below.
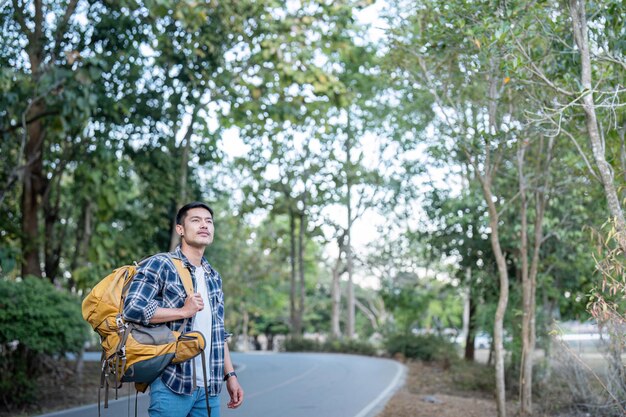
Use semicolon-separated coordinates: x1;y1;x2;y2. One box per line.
82;255;209;415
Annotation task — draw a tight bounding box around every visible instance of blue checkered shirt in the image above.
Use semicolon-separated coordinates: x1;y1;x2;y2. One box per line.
122;247;228;396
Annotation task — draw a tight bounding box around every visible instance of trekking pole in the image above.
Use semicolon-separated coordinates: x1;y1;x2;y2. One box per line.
201;350;211;417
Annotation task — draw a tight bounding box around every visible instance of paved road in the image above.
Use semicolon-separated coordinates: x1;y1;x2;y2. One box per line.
39;352;406;417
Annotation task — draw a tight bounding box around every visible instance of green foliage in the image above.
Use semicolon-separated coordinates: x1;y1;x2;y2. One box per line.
283;336;377;356
1;1;624;413
0;278;89;353
377;264;463;335
283;337;323;352
322;338;378;356
384;333;457;362
0;278;90;407
450;360;496;393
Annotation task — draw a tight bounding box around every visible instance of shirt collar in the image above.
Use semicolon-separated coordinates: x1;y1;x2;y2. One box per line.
173;246;212;272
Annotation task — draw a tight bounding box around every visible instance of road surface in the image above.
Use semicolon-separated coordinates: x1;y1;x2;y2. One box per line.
38;352;406;417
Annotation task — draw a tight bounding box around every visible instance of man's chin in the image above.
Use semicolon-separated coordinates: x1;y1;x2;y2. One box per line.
186;238;213;248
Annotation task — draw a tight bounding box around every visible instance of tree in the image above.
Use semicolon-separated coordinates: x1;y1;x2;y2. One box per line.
224;0;376;336
384;1;523;413
1;0;254;286
511;0;626;251
5;0;92;278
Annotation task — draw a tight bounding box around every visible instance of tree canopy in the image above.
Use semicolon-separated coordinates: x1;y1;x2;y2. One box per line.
1;1;624;415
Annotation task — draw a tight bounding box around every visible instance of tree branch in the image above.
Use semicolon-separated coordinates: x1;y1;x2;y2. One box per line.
53;0;80;61
11;0;31;37
562;127;601;181
34;0;43;44
596;54;626;71
1;110;60;134
512;36;575;97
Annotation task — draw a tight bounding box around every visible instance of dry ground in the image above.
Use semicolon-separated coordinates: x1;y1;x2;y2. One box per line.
376;358;605;417
377;360;507;417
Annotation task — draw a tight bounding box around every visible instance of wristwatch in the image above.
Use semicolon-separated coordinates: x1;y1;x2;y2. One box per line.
224;371;237;381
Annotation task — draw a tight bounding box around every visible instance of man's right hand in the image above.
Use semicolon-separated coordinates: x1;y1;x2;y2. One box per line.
183;292;204;317
149;293;204;323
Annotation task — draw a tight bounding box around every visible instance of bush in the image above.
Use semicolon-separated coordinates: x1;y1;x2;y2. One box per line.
322;338;377;356
539;340;626;417
385;332;457;362
450;360;495;392
0;278;90;408
283;337;377;356
283;337;322;352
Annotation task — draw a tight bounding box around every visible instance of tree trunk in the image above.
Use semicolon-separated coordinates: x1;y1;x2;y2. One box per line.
331;251;343;338
241;306;249;352
617;121;626;182
43;186;62;283
69;200;93;292
266;333;274;351
346;121;355;340
355;299;378;330
297;208;306;336
21;101;45;279
481;56;508;417
518;142;532;414
520;136;554;414
16;0;47;279
569;0;626;251
464;281;477;361
481;178;509;417
541;293;556;382
289;208;300;335
169;106;199;251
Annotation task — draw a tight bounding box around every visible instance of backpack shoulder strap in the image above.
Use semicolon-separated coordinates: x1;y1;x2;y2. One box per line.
167;255;195;333
170;257;194;296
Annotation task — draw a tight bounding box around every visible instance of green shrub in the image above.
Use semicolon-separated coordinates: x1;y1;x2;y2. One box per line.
322;338;377;356
283;337;322;352
450;360;496;392
283;337;377;356
0;277;90;408
385;332;457;361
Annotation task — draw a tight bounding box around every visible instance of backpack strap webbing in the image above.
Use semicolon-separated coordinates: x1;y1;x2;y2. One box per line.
134;389;139;417
170;257;194;296
201;349;211;417
169;255;194;333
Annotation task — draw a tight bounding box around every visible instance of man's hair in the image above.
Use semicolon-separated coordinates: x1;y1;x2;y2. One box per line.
176;201;214;225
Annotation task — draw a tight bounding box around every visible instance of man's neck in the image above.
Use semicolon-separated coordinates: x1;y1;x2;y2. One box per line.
181;243;205;267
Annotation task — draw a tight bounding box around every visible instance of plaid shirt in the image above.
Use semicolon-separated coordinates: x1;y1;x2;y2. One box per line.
122;247;228;396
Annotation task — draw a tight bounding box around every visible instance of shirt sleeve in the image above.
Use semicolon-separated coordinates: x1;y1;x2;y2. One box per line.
122;256;164;326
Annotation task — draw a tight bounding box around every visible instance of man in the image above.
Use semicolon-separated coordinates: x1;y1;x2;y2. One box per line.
123;201;244;417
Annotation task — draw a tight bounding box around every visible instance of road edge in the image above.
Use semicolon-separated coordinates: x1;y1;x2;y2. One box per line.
353;359;407;417
34;392;147;417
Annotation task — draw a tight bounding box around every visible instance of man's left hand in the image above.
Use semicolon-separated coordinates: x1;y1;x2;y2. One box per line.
226;377;244;409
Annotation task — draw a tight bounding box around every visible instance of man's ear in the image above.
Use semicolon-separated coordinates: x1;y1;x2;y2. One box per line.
176;223;184;236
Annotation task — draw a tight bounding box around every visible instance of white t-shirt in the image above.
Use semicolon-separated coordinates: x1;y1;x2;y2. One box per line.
192;266;212;386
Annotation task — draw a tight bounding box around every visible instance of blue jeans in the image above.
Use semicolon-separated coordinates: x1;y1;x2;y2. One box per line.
149;377;220;417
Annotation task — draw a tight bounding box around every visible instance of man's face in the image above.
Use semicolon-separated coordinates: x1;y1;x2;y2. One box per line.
177;207;214;248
